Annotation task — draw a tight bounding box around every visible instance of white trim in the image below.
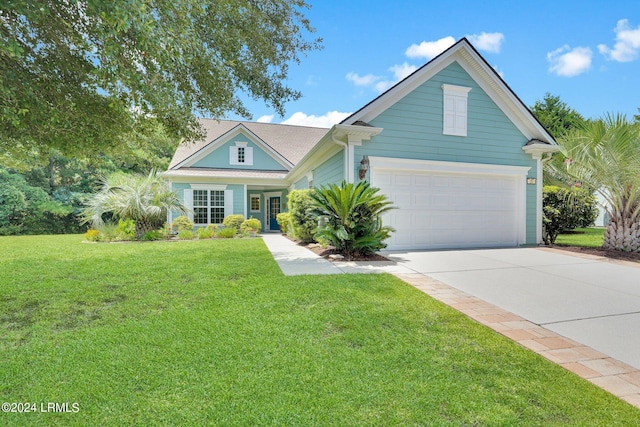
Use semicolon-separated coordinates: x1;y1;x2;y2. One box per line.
190;184;227;190
368;156;530;178
249;193;261;213
536;157;543;244
369;156;530;247
442;84;471;136
343;39;556;145
263;192;282;230
234;141;248;147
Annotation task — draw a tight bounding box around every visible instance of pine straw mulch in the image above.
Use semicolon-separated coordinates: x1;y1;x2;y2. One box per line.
285;236;389;261
548;245;640;264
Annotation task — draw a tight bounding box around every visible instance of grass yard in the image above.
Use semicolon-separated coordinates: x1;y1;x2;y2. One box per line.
556;227;605;248
1;235;639;426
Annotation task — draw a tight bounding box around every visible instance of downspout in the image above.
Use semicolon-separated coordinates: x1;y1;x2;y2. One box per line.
331;133;349;183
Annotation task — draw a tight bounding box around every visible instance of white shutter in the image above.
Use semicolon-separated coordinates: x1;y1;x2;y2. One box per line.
184;189;194;222
229;146;238;165
224;190;233;218
442;84;471;136
245;147;253;165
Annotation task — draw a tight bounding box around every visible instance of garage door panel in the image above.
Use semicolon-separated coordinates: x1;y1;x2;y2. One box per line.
375;168;522;250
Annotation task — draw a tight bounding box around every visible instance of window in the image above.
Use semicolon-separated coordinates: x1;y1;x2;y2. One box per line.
230;142;253;165
250;195;260;212
193;189;225;224
442;84;471;136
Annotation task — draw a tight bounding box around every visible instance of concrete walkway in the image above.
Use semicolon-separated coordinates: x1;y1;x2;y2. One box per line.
261;234;640;408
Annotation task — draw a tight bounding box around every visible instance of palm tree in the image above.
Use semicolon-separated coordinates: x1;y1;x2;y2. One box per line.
310;180;395;258
551;115;640;252
82;170;190;240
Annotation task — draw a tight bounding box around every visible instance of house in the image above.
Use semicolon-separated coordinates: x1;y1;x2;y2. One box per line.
165;38;559;251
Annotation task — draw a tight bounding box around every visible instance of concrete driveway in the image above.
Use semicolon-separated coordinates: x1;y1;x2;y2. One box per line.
382;247;640;370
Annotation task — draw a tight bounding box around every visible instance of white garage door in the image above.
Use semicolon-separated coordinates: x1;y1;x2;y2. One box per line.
371;158;528;251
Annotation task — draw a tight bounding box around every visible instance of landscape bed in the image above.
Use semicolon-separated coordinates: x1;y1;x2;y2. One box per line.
1;234;639;426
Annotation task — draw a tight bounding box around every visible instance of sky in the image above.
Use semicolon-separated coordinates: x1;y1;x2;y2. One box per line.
226;0;640;128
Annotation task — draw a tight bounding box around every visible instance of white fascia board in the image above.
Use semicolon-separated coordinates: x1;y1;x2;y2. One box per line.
522;143;561;159
343;40;556;146
174;124;293;170
368;156;530;177
164;175;289;188
286;130;341;184
333;124;383;142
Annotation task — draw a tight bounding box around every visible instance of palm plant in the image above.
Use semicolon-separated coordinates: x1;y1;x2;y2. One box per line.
81;170;190;240
310;180;395;258
550;114;640;252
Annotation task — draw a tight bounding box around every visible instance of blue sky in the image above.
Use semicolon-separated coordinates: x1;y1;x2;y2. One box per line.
228;1;640;128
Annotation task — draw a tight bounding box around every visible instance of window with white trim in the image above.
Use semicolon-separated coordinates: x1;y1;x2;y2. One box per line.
193;189;225;224
230;142;253;165
442;84;472;136
250;194;260;212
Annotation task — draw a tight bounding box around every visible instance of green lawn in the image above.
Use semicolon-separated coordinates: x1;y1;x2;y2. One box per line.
556;227;605;247
1;235;638;426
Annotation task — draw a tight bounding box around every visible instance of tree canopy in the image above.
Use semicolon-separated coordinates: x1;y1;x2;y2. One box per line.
531;93;585;139
1;0;320;163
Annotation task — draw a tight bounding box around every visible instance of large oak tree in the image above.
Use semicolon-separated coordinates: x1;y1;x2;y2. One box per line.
1;1;320;164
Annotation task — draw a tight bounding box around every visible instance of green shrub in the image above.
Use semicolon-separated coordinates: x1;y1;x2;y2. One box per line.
276;212;290;234
116;219;136;241
173;215;194;232
241;217;262;232
178;229;195;240
84;229;102;242
543;185;598;245
217;227;236;238
310;180;395;258
142;230;164;241
97;221;119;241
197;226;215;239
287;189;317;243
222;214;245;230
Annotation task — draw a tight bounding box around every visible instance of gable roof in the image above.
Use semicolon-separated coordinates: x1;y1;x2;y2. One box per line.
341;38;557;145
168;119;329;170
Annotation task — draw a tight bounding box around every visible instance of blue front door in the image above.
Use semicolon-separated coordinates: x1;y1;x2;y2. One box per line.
269;197;281;231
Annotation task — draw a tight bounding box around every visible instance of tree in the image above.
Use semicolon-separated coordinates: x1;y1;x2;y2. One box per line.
550;114;640;252
531;93;585;139
81;171;190;240
1;1;320;164
310;181;395;258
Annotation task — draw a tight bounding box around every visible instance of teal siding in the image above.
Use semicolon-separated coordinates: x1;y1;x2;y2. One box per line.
313;151;344;187
356;61;538;244
227;184;245;215
293;176;309;190
192;133;286;171
170;183;191;223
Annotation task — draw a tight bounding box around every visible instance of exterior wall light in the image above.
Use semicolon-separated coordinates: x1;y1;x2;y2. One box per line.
527;178;536;185
359;156;370;180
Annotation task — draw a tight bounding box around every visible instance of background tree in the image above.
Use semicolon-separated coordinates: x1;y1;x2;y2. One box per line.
549;114;640;252
81;171;189;240
1;1;320;165
531;93;586;139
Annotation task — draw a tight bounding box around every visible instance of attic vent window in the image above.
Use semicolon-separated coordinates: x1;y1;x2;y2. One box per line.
230;141;253;166
442;84;471;136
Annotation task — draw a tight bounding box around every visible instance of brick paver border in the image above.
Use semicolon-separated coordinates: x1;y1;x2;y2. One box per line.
394;272;640;408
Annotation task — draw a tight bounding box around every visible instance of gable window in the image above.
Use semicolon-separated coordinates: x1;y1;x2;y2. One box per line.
250;194;260;212
193;189;225;224
442;84;471;136
230;142;253;166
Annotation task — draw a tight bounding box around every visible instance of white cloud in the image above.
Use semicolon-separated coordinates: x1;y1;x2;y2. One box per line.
256;114;274;123
466;32;505;53
598;19;640;62
281;111;352;128
390;62;417;80
405;36;456;60
547;45;592;77
345;72;381;86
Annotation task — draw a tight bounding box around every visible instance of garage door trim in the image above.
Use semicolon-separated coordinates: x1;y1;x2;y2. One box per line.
369;157;531;250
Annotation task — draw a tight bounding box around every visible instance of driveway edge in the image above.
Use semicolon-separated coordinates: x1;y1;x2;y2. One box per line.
394;272;640;409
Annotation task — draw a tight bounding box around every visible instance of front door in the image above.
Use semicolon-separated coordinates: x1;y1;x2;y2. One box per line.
269;196;281;231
